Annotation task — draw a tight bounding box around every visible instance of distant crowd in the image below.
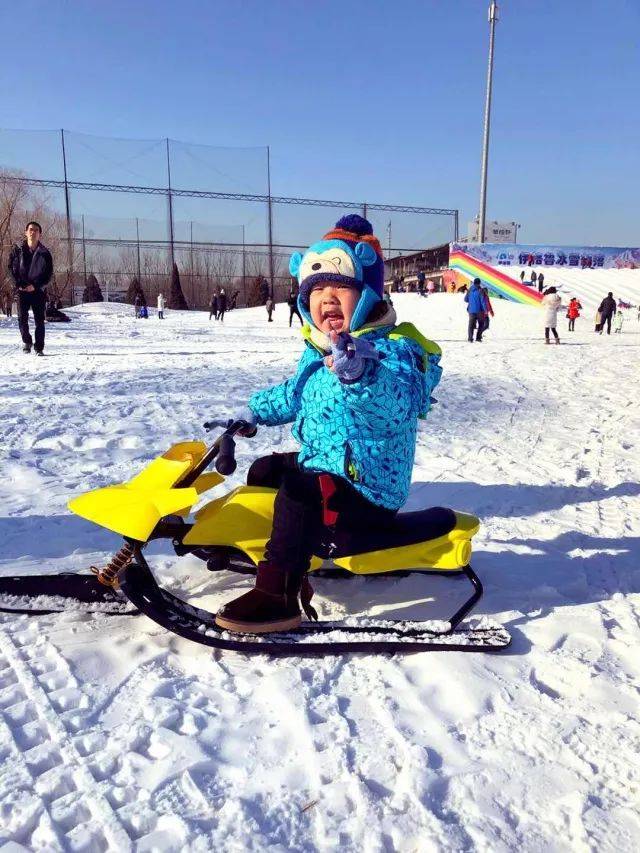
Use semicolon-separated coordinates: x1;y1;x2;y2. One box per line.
463;277;636;345
4;219;637;356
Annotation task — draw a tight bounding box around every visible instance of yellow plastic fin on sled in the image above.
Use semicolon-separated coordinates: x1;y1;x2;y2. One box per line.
128;441;209;490
68;440;221;541
329;511;479;575
68;484;199;541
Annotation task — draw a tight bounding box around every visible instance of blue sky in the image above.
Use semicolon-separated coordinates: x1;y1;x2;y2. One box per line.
2;0;638;247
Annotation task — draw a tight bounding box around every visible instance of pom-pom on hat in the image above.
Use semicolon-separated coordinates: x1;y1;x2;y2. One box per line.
289;214;385;332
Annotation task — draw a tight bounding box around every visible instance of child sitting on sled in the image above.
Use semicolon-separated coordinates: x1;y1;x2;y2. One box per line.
215;215;442;633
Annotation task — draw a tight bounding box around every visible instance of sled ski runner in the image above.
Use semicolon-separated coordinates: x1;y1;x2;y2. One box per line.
0;572;137;616
117;555;510;655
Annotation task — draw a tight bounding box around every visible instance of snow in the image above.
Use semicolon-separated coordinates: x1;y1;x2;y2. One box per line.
1;294;639;851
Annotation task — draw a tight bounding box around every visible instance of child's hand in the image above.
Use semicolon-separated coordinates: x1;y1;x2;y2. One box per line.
327;331;379;382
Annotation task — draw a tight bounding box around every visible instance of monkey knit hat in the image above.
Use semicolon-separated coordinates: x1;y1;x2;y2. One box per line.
289;214;385;332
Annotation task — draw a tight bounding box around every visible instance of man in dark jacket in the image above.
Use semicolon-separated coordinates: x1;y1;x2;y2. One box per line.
537;272;545;293
598;292;616;335
287;284;303;326
464;278;486;342
8;221;53;355
217;288;227;322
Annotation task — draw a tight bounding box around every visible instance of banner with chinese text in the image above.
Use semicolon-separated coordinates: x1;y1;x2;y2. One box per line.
452;243;640;270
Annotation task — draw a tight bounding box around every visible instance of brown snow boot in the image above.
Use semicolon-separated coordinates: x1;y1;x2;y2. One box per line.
215;562;317;634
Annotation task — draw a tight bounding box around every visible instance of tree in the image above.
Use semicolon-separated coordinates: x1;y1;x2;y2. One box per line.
82;273;104;303
168;262;188;310
126;276;147;306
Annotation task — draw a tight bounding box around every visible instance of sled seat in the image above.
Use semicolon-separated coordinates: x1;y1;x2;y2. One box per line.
319;506;457;557
314;507;478;574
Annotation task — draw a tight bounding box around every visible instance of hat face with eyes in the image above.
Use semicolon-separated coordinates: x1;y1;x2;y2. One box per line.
290;215;385;332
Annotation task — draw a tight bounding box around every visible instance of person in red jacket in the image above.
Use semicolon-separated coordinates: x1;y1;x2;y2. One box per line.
481;287;495;334
567;296;582;332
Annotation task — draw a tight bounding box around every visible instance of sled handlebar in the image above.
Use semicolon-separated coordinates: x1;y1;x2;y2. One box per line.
178;420;257;488
215;432;237;475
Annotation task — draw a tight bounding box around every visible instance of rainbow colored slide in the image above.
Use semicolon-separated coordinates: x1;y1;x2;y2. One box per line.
449;249;543;306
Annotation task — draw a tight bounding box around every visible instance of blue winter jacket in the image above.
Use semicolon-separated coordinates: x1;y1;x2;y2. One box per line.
464;283;485;314
249;323;442;510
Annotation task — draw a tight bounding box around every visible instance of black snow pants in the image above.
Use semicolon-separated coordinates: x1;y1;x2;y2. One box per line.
289;306;303;327
600;314;613;334
467;312;483;342
18;289;46;352
545;326;560;341
247;453;396;576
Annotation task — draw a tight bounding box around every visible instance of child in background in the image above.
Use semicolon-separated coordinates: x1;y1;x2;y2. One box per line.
215;215;442;634
613;309;624;333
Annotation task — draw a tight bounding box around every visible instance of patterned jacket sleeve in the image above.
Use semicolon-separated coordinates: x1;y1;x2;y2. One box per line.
339;338;442;421
248;347;319;426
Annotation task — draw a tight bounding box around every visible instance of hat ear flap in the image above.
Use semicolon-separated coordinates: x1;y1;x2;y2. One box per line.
289;252;303;278
354;242;377;267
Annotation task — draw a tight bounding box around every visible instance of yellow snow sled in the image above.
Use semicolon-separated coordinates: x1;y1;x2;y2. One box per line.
67;421;506;654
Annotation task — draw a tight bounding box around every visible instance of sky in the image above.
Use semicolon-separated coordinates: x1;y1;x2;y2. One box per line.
2;0;639;248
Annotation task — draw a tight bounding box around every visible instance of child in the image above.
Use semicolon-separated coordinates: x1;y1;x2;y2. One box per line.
566;296;582;331
613;309;624;333
215;215;442;633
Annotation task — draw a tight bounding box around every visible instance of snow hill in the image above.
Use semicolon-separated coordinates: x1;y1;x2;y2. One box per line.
0;296;639;851
507;266;640;314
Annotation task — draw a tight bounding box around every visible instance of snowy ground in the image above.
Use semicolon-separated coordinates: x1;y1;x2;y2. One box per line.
1;295;639;852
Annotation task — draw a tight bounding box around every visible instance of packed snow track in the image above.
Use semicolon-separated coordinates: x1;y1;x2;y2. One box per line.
1;296;639;851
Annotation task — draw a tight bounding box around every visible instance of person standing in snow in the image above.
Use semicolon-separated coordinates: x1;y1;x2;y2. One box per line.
597;292;616;335
266;296;275;322
519;270;525;283
157;292;165;319
613;309;624;334
542;286;562;344
209;293;218;321
566;297;582;331
480;286;494;334
8;221;53;355
464;278;486;343
537;272;545;292
531;271;537;288
287;284;303;327
218;288;227;322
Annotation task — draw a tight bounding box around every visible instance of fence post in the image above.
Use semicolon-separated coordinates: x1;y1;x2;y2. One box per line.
267;146;275;300
82;214;87;288
165;138;175;270
454;210;459;242
135;217;141;282
242;224;246;307
60;129;74;305
190;220;194;306
362;202;367;218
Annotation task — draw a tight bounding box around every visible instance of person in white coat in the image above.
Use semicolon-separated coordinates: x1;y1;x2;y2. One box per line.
157;292;165;319
542;286;562;344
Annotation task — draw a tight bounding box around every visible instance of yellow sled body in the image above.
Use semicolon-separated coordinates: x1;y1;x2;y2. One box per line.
69;441;479;575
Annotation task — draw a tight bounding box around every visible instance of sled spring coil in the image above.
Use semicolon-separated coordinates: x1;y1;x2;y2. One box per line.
91;543;134;587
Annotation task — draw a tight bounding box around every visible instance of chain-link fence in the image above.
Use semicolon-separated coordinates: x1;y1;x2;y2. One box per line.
0;129;458;308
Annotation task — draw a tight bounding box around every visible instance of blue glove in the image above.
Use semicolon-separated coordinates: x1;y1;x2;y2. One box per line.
329;332;380;383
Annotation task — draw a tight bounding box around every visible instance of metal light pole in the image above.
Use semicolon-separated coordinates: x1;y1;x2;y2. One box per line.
478;1;499;244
